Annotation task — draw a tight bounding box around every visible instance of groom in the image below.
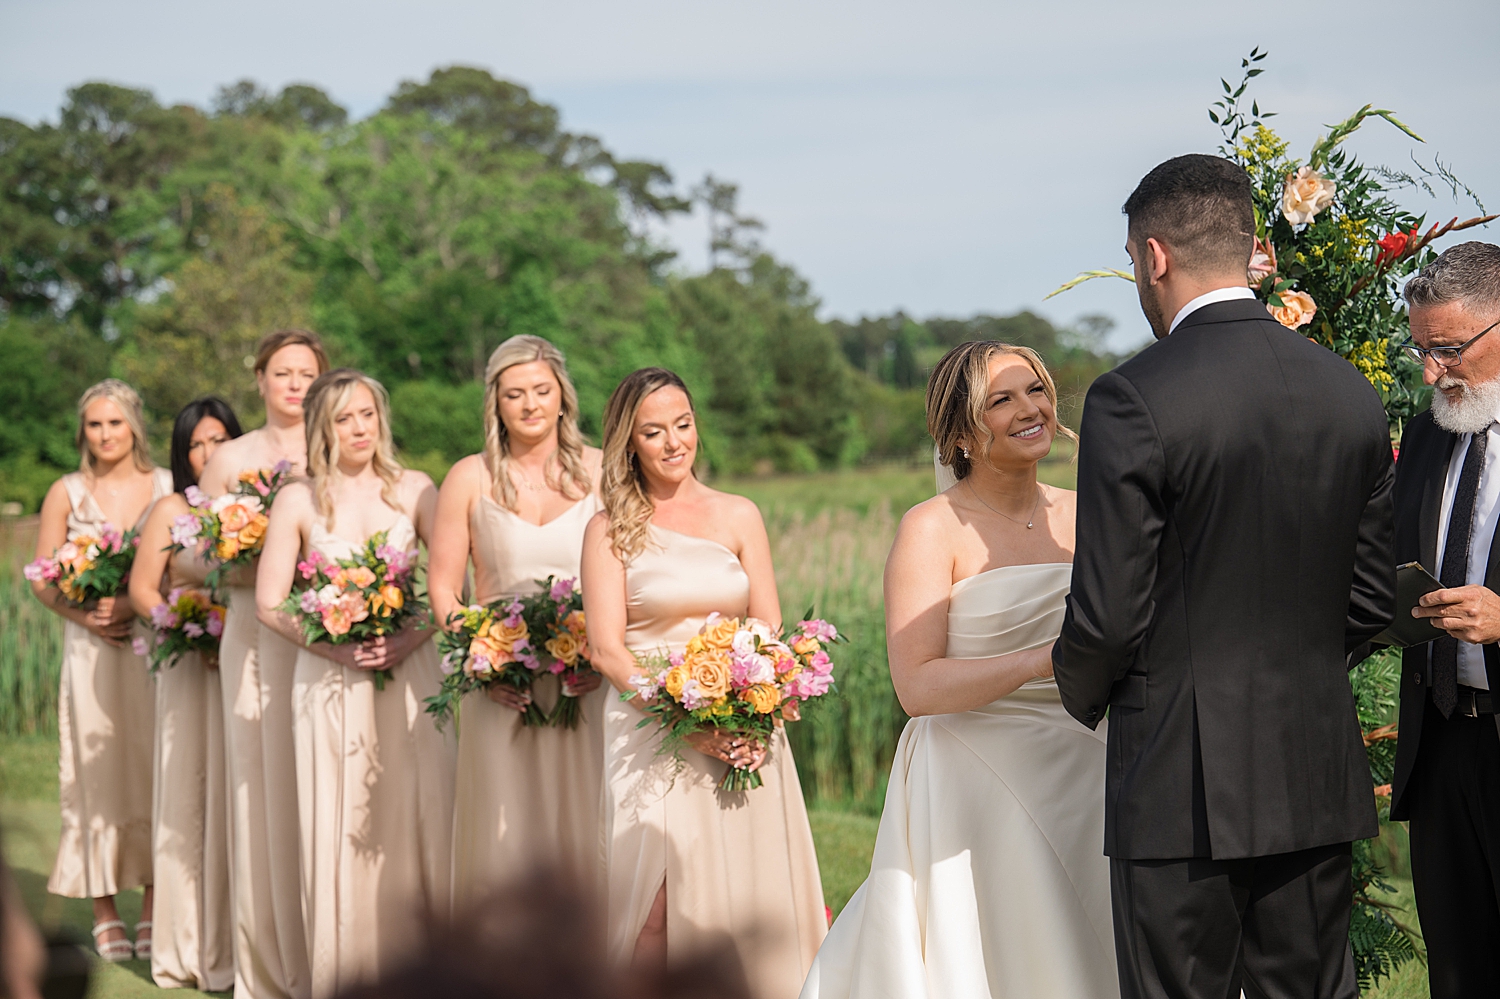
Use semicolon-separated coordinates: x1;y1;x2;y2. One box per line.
1052;154;1396;998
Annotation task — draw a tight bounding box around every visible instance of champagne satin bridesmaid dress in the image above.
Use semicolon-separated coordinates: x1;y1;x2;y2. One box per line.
451;492;605;905
604;524;827;999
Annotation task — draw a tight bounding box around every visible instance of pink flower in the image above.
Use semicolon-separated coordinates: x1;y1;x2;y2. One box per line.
150;603;175;628
22;558;50;583
809;650;833;676
184;485;208;508
299;590;322;614
183;622;205;638
550;577;578;602
798;619;839;642
206;610;224;638
253;479;271;497
170;515;202;547
132;636;149;656
679;677;713;711
272;459;293;475
297;560;319;580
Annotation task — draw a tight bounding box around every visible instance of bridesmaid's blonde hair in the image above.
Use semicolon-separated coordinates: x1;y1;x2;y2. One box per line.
303;368;404;528
599;367;695;562
482;335;591;512
927;341;1077;481
75;379;154;477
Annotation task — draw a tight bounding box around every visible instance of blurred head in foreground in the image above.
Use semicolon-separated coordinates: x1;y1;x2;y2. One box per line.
335;873;751;999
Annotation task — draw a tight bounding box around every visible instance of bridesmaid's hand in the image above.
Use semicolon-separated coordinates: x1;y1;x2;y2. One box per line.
486;684;532;712
561;670;604;698
686;731;766;772
84;597;134;644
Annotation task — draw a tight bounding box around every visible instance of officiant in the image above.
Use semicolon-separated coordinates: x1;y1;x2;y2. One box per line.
1390;241;1500;999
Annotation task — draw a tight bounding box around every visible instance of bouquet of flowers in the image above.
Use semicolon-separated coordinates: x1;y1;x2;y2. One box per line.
132;587;226;671
627;613;840;792
24;525;140;607
429;575;597;731
278;531;422;690
171;460;293;591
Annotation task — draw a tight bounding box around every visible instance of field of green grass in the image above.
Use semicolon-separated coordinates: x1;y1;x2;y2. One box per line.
0;459;1429;996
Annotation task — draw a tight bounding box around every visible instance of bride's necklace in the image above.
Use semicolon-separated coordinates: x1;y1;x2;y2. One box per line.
967;479;1042;530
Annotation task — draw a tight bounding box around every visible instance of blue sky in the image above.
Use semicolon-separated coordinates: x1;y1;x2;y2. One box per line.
3;0;1496;351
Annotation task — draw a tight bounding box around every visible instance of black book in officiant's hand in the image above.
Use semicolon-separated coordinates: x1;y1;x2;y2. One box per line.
1370;561;1448;649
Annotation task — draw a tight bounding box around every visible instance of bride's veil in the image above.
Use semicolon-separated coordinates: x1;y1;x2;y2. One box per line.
933;446;958;494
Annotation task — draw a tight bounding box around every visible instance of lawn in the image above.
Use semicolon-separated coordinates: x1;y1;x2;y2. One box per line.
0;459;1429;997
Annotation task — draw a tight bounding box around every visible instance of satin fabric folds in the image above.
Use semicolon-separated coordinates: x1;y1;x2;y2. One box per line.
801;563;1116;999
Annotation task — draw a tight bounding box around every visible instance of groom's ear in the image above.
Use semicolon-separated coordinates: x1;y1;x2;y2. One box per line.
1144;237;1171;286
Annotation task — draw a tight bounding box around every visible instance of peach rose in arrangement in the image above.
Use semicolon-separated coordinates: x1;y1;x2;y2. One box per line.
470;634;510;665
663;665;688;699
1247;236;1277;287
744;682;781;714
322;603;353;636
562;610;586;636
237;514;269;548
792;635;821;656
1269;289;1318;330
688;650;733;699
545;631;582;666
338;591;370;625
347;566;378;589
699;615;740;651
1282;166;1336;226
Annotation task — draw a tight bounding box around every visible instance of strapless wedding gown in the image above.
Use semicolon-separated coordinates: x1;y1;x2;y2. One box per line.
291;515;456;999
801;563;1116;999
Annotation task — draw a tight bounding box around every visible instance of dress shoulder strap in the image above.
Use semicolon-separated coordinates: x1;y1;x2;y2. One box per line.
151;467;174;500
59;472;89;510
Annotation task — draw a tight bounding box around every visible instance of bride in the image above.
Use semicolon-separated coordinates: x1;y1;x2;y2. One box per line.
801;341;1116;999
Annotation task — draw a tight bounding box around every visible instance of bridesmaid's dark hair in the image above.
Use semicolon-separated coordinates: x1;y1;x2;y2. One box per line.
170;397;243;494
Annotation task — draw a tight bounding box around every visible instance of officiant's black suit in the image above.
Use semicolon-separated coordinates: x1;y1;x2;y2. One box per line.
1053;297;1395;998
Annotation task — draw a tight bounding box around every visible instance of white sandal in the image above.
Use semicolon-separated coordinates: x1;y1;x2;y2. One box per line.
133;920;152;960
91;919;132;962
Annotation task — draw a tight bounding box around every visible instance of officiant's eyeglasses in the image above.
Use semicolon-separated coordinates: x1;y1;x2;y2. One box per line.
1400;317;1500;368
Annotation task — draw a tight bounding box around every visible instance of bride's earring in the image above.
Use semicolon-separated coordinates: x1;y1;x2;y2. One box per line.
961;446;970;459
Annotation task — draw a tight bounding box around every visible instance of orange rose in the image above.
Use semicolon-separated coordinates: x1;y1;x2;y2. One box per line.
469;634;508;665
370;584;404;617
322;603;352;636
545;631;582;666
216;538;241;560
237;514;269;549
744;683;781;714
563;610;586;636
218;502;253;534
1269;290;1317;330
347;566;377;588
687;649;732;699
792;635;821;656
699;615;740;650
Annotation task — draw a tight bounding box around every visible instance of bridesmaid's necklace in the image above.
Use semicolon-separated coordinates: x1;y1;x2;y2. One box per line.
967;479;1041;530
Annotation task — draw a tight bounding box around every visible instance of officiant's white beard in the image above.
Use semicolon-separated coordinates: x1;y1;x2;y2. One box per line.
1431;373;1500;435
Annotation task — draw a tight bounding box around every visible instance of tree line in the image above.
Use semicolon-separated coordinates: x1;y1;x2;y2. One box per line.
0;66;1120;510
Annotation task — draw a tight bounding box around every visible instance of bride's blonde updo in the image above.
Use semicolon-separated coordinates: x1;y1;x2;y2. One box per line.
599;367;695;562
927;341;1077;481
303;368;404;528
481;335;591;512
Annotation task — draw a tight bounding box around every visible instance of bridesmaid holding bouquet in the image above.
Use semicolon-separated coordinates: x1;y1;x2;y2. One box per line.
428;335;605;901
28;379;169;961
197;328;326;999
581;368;826;999
129;397;240;991
257;369;454;999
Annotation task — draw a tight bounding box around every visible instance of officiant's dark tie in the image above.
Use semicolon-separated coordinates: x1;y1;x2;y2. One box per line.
1433;425;1492;717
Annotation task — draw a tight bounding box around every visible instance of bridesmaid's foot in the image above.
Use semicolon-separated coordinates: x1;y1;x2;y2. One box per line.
90;920;132;962
133;921;152;960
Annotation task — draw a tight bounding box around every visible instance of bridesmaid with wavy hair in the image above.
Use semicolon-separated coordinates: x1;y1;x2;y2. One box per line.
257;368;454;999
31;379;170;962
129;396;241;991
198;329;325;999
428;335;605;901
581;368;826;999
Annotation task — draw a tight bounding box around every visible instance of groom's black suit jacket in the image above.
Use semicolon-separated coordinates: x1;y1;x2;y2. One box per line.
1053;298;1395;861
1387;412;1500;821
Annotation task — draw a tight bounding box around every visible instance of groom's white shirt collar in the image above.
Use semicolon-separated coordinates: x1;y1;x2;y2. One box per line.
1167;285;1257;335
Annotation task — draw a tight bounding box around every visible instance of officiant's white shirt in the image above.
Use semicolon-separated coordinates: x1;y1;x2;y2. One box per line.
1435;419;1500;690
1168;285;1257;334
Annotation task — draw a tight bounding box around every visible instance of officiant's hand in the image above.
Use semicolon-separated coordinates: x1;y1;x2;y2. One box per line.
1414;585;1500;644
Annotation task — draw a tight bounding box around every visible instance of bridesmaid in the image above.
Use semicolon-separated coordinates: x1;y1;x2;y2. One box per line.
198;329;325;999
581;368;827;999
428;335;606;901
256;369;455;999
30;379;169;961
129;397;241;991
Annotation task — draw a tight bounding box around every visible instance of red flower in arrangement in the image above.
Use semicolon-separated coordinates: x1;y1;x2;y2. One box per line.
1375;228;1418;268
1392;443;1401;464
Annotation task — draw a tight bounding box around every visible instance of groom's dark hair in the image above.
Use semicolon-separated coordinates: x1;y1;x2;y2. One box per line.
1123;154;1254;276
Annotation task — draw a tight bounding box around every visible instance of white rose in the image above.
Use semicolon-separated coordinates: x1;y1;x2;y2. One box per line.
1282;166;1336;226
211;492;263;515
315;584;342;608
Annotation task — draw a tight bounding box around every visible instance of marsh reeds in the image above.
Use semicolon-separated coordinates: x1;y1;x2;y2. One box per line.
0;518;60;736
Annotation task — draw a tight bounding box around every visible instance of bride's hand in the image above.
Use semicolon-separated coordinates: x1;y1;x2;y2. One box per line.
686;730;766;772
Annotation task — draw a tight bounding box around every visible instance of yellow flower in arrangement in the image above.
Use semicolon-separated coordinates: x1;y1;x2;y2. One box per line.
1347;339;1396;392
744;683;781;714
237;514;269;548
545;630;582;666
710;698;734;717
562;609;586;636
792;634;821;656
237;470;258;485
663;665;688;699
688;649;733;700
217;538;241;560
699;615;740;651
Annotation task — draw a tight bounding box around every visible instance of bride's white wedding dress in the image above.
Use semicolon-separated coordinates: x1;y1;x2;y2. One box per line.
800;561;1117;999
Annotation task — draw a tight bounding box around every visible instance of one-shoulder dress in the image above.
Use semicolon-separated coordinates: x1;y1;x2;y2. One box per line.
452;492;605;905
151;544;233;991
291;515;456;999
604;524;827;999
799;563;1116;999
48;468;169;899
